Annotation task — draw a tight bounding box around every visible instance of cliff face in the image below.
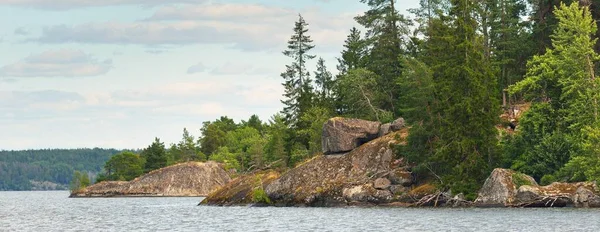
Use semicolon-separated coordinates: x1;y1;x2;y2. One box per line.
71;161;231;197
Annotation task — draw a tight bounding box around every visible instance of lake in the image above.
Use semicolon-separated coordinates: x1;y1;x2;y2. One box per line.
1;191;599;231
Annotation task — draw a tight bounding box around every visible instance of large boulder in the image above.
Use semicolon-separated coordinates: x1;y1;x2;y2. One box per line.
514;182;598;207
390;118;406;132
71;162;231;197
322;117;381;154
474;168;537;207
342;184;393;204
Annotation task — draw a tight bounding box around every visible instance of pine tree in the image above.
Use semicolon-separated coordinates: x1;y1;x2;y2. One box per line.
355;0;409;115
141;137;168;173
281;14;316;127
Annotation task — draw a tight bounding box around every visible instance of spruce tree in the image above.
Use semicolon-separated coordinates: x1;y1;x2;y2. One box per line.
408;0;501;197
314;57;334;109
355;0;408;115
336;27;366;74
280;14;316;127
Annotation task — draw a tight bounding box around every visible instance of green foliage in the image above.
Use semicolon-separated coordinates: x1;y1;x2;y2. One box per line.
69;171;90;193
336;27;366;74
103;151;145;181
336;68;390;121
210;147;240;171
251;188;271;204
141;138;168;173
406;0;501;195
506;2;600;182
281;14;316;127
512;172;531;189
0;148;120;190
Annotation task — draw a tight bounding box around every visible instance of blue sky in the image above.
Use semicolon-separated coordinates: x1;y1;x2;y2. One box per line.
0;0;420;150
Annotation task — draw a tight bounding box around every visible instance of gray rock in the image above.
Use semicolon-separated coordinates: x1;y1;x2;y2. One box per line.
390;118;406;132
474;168;537;207
573;186;600;208
390;185;408;195
378;123;391;137
342;184;393;204
387;170;413;186
322;117;381;154
374;178;391;190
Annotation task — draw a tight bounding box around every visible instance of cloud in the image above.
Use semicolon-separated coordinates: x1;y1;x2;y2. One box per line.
14;27;29;36
147;3;292;21
26;3;357;52
0;49;112;77
186;63;206;74
0;0;208;10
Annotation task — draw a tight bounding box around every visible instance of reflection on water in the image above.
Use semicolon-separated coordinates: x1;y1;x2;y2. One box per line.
1;191;599;231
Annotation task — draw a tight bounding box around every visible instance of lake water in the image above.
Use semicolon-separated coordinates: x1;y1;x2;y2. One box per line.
1;191;600;231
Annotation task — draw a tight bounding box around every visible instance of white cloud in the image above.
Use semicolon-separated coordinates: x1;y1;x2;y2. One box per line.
26;3;357;52
0;49;112;77
0;0;208;10
187;63;206;74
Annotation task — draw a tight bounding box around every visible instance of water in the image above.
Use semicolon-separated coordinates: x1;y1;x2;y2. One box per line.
1;191;600;231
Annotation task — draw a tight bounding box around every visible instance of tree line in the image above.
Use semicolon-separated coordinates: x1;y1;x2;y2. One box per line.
86;0;600;199
0;148;120;190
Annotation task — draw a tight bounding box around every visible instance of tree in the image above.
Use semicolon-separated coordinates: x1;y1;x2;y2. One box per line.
281;14;316;127
171;128;204;163
508;2;600;181
314;57;335;110
69;170;90;193
336;68;391;121
355;0;410;114
336;27;366;74
141;138;168;173
264;114;288;168
102;151;144;181
406;0;501;197
199;116;237;157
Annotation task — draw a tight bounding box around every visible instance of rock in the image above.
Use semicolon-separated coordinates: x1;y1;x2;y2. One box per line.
200;171;279;206
573;186;600;208
514;182;598;207
265;129;408;206
389;185;408;195
322;117;381;154
342;184;393;204
390;118;406;132
474;168;537;207
378;123;391;137
446;193;473;208
71;162;231;197
374;178;391;190
387;170;413;186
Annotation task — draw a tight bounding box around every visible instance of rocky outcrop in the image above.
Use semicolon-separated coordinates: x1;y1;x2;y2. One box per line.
71;161;231;197
321;117;381;154
475;168;600;208
200;171;280;206
474;168;537;207
514;182;599;207
265;130;409;206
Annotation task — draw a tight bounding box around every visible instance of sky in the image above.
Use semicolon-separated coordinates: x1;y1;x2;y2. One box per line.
0;0;420;150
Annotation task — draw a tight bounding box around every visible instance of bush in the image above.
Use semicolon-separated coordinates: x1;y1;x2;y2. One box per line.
251;188;271;204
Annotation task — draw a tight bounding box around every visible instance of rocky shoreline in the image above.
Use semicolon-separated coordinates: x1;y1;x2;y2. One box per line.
200;117;600;208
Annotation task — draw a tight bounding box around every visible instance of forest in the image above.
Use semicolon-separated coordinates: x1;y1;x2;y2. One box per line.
0;148;121;190
12;0;600;198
